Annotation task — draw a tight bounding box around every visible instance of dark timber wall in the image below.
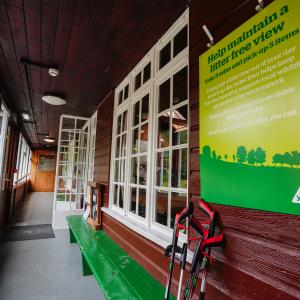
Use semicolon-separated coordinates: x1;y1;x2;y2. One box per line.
189;0;299;299
94;1;300;299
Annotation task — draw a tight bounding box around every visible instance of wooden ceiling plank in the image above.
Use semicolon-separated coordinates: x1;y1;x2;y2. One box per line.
52;0;77;73
37;0;60;140
43;0;78;142
0;0;188;147
75;0;142;103
61;0;94;82
40;0;59;93
0;3;15;61
72;0;115;82
106;0;186;89
3;0;39;143
23;0;41;93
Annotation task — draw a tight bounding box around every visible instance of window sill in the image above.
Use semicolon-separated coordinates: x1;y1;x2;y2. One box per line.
101;207;194;263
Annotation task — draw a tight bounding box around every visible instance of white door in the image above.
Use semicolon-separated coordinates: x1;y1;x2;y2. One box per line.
53;115;89;212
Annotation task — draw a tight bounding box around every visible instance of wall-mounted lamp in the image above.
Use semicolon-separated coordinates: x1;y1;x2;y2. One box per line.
21;111;30;121
202;25;214;48
255;0;264;12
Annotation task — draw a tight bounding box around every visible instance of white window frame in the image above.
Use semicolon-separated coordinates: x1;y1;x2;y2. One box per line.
151;59;189;236
127;86;153;225
108;9;189;244
0;101;9;179
110;100;130;215
14;133;31;184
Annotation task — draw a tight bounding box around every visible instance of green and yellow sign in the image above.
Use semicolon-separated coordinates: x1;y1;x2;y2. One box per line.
199;0;300;215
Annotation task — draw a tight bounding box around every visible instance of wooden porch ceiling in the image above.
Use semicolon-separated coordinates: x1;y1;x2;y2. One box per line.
0;0;187;148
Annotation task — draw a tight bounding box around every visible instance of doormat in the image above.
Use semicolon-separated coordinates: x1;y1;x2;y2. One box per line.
0;224;55;242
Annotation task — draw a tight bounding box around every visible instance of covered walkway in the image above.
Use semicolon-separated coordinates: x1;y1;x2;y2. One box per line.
0;192;104;300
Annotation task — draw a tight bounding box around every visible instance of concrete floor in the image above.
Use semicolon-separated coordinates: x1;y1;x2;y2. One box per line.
11;192;53;226
0;192;105;300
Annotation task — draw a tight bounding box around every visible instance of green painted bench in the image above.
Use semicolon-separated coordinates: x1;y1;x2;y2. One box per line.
67;215;174;300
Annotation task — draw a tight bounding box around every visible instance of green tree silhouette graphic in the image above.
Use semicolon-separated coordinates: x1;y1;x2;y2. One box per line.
283;152;293;167
247;149;256;165
212;150;217;160
255;147;266;166
202;145;211;159
272;153;283;166
236;146;247;163
291;151;300;168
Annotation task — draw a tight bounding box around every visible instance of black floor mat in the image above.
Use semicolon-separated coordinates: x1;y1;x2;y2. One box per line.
0;224;55;242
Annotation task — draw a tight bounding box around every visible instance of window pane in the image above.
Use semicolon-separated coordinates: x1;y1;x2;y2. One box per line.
115;136;120;157
115;160;119;181
173;67;187;105
140;123;148;153
170;192;187;228
135;72;142;91
173;26;187;57
118;90;123;105
130;187;137;213
141;94;149;122
159;79;170;113
139;156;147;185
172;105;188;145
172;148;187;188
58;164;68;177
122;110;128;131
157;115;169;148
113;185;118;205
159;42;171;69
131;157;138;184
133;101;140;126
117;115;122;134
155;190;168;226
132;128;139;154
121;134;127;157
119;186;124;208
143;63;151;83
120;159;126;182
124;84;129;99
138;189;146;218
156;151;169;187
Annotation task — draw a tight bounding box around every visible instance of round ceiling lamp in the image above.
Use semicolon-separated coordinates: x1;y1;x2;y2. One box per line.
44;136;55;143
42;95;66;105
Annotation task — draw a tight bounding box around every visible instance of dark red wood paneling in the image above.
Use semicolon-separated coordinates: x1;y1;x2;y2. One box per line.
189;0;299;299
93;91;114;185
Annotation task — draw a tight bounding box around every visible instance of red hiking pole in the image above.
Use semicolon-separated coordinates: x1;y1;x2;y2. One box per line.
164;202;194;300
198;199;222;300
182;199;224;300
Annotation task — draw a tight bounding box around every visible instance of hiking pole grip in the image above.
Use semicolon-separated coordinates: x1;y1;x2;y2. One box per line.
199;199;215;221
176;201;194;224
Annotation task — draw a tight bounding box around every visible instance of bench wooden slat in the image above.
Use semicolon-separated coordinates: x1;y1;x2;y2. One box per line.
67;215;173;300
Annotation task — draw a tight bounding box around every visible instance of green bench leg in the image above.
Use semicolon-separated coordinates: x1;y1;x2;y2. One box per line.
82;252;92;276
69;227;76;244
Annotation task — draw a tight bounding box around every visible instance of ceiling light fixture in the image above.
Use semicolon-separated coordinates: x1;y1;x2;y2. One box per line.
42;95;66;105
49;68;59;77
44;136;55;143
21;112;30;120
